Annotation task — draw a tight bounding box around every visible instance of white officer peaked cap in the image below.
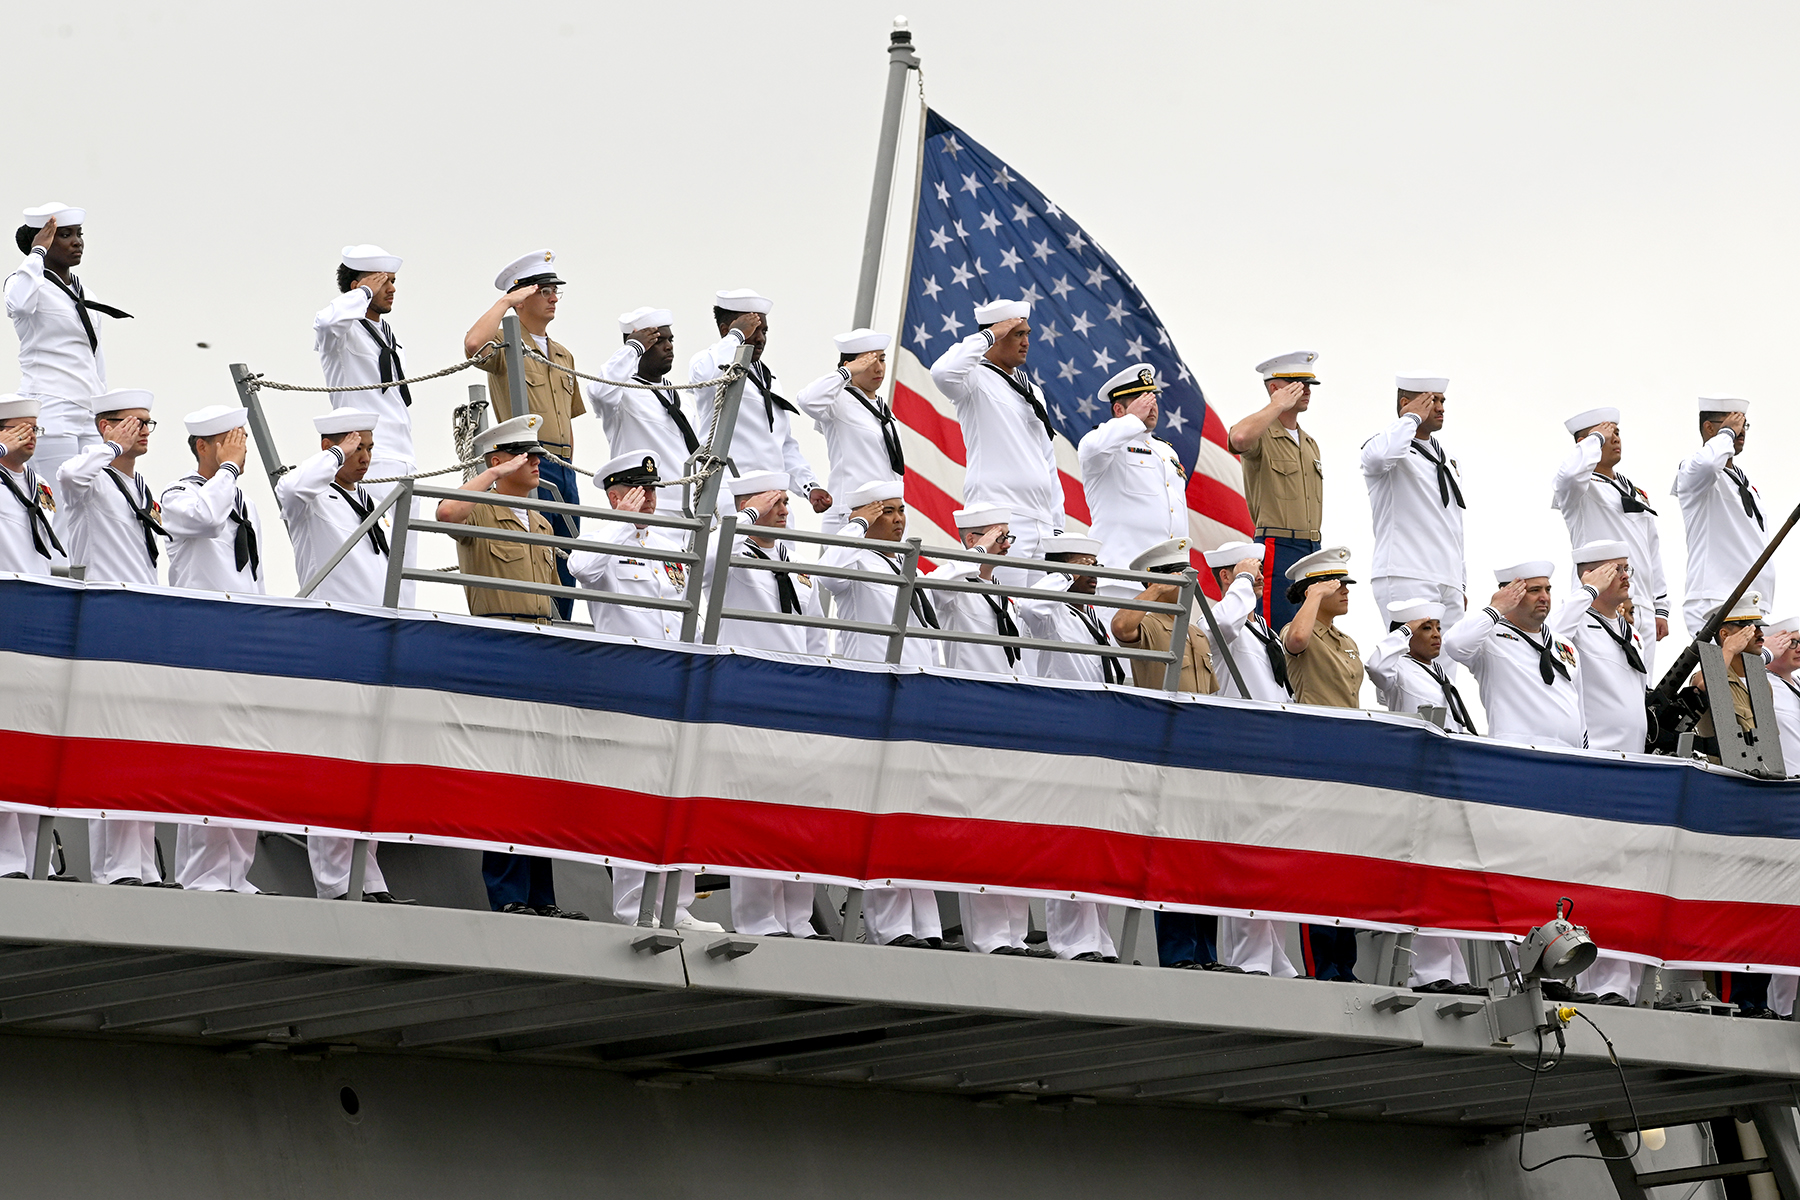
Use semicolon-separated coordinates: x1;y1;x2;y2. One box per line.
1766;615;1800;636
22;201;83;228
1203;540;1260;569
340;244;402;273
953;503;1011;529
597;449;661;490
474;414;544;456
1100;363;1160;406
618;306;673;334
89;389;154;414
1572;539;1630;566
1564;406;1619;434
1388;597;1446;624
183;405;247;438
314;408;376;435
1255;350;1320;381
1396;373;1449;393
849;479;905;507
1042;535;1102;559
1699;395;1748;413
834;328;891;355
1130;537;1192;573
714;288;771;314
973;298;1030;325
1724;592;1767;623
729;469;790;496
0;395;40;420
1285;545;1354;583
494;249;563;292
1494;560;1555;584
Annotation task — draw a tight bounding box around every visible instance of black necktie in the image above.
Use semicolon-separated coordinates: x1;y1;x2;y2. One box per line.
1070;602;1125;684
0;466;63;559
882;554;938;628
358;319;412;407
1410;439;1465;509
743;541;800;613
229;491;260;576
849;385;905;475
1601;471;1657;516
744;363;799;431
1506;621;1569;685
981;361;1056;444
1243;615;1291;692
103;469;168;565
983;594;1022;666
1589;612;1646;674
1421;659;1479;733
333;484;390;556
41;271;131;353
1724;464;1764;530
644;379;700;455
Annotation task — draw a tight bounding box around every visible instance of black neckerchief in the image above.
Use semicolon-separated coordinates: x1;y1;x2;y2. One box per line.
1596;469;1656;516
357;318;412;407
980;360;1055;443
1068;599;1124;684
880;553;938;628
743;539;800;613
1587;609;1645;674
1501;618;1569;685
332;483;390;556
1723;463;1764;530
848;383;905;475
1410;437;1465;509
1413;656;1478;733
640;373;700;455
0;465;62;558
102;468;168;565
743;361;799;431
982;592;1022;666
1242;613;1291;692
39;270;131;353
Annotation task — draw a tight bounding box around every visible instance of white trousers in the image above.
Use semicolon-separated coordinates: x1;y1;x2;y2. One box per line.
960;893;1029;953
34;429;101;510
863;887;942;944
89;819;161;884
0;812;40;876
1577;956;1644;1003
731;876;815;937
1046;900;1116;959
1370;576;1467;679
1685;596;1725;640
1218;917;1298;976
175;825;258;892
307;836;387;899
611;867;695;926
362;466;419;609
1408;936;1470;986
1770;974;1797;1017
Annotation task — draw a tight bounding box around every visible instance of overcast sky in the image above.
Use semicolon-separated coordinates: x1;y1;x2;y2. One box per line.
13;1;1800;705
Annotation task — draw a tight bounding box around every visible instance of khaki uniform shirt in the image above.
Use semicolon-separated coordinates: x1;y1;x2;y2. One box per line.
481;333;585;450
1238;421;1323;538
1128;610;1218;695
454;498;558;622
1282;619;1363;708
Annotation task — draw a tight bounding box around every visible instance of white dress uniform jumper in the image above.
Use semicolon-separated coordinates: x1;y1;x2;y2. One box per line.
1014;574;1125;686
1548;588;1649;755
1442;605;1586;751
707;526;828;658
1673;416;1774;635
161;464;264;594
797;366;905;536
816;519;942;668
1364;629;1475;734
1209;572;1293;704
1360;410;1467;637
689;328;822;508
0;461;60;577
589;343;698;491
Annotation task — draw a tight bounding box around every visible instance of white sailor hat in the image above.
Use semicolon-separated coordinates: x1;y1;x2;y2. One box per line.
1564;406;1619;434
1254;350;1320;382
1724;592;1767;624
1397;373;1449;393
973;298;1030;325
494;249;564;292
1766;615;1800;637
597;449;661;490
1042;534;1102;559
89;389;154;414
1699;395;1749;413
834;328;891;355
953;503;1011;529
1572;539;1630;566
849;479;905;507
474;414;544;457
314;407;375;435
183;405;247;438
1203;540;1260;569
1388;597;1446;624
340;244;402;273
0;395;40;421
1494;560;1556;583
618;306;673;335
22;201;83;228
1285;545;1354;583
729;469;789;496
714;288;771;314
1100;364;1160;406
1131;536;1193;573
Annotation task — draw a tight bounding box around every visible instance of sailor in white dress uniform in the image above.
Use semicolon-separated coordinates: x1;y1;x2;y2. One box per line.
796;329;903;535
314;245;419;605
1361;374;1467;644
817;480;942;669
709;470;827;659
587;307;698;486
1203;542;1293;705
929;504;1026;679
1546;541;1648;755
1077;365;1186;591
1442;560;1586;751
0;396;59;879
1364;599;1475;734
1014;535;1124;687
929;298;1064;575
1673;396;1773;635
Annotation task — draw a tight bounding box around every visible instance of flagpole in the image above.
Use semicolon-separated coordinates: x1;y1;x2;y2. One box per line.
851;17;921;329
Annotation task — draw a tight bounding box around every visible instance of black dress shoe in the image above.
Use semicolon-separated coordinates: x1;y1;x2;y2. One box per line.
1245;969;1270;976
764;931;796;938
499;902;534;915
108;877;143;886
1413;978;1457;994
1071;951;1107;963
1739;1005;1783;1020
988;945;1028;956
1025;945;1056;959
148;880;183;889
1103;956;1119;964
1597;992;1631;1007
537;905;588;920
1;871;26;879
1172;960;1204;970
1540;980;1576;1001
1201;961;1245;973
362;891;416;905
885;934;927;948
805;934;832;940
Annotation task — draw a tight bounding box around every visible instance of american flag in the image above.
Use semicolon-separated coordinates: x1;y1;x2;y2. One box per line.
890;110;1253;582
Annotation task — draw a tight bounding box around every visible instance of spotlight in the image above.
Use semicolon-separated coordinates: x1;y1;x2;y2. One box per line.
1518;897;1598;982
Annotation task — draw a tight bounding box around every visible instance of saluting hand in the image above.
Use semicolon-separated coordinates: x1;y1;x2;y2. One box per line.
503;283;541;310
739;489;785;522
1304;578;1340;605
358;272;392;296
335;431;363;459
0;425;33;453
846;351;884;391
1232;556;1263;589
1590;421;1618;444
1580;562;1620;595
988;316;1027;342
728;312;765;340
491;453;534;479
1400;393;1439;423
220;426;249;469
105;416;143;452
1721;624;1760;662
1721;412;1747;437
1489;579;1528;617
1271;381;1307;413
30;218;55;254
1125;391;1159;425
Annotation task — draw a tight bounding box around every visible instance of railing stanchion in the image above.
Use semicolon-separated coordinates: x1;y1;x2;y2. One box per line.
346;838;370;902
229;363;289;487
30;816;55;881
884;537;924;664
1164;569;1197;694
1191;570;1248;699
680;341;754;640
382;479;415;608
498;312;529;421
700;515;738;645
636;872;662;928
839;887;865;943
658;869;685;929
1117;907;1143;966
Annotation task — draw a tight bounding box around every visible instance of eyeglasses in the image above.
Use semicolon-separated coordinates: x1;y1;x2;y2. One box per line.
0;425;44;436
535;285;561;298
100;417;156;431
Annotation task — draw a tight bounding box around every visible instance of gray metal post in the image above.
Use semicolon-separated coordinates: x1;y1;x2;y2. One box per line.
228;364;289;485
700;514;738;646
1190;575;1249;698
1164;570;1197;694
1117;907;1143;966
839;887;864;943
346;838;370;902
381;479;415;608
658;870;686;930
499;312;529;421
1750;1104;1800;1200
680;342;755;641
635;873;662;928
884;538;925;664
30;816;54;881
851;20;922;329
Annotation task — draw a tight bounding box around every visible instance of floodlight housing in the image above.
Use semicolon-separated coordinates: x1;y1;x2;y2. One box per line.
1518;897;1598;981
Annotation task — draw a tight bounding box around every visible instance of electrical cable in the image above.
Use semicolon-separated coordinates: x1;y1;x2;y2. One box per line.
1519;1008;1644;1171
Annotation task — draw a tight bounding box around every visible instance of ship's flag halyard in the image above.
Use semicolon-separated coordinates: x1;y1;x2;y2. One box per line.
891;110;1252;574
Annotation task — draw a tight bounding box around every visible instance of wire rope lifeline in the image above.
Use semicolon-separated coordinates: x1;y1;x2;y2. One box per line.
240;342;745;396
519;346;746;393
